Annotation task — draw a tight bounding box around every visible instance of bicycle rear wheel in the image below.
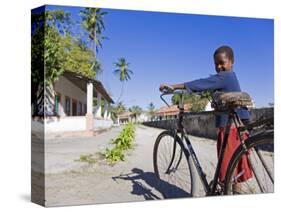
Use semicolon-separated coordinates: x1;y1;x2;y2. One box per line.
224;130;274;195
153;130;197;198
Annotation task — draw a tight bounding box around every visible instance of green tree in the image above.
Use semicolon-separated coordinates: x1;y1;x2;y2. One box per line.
32;9;98;116
31;12;45;115
61;34;95;78
32;10;71;115
80;8;107;77
172;92;209;112
113;57;133;102
171;93;191;105
110;101;126;120
129;106;143;123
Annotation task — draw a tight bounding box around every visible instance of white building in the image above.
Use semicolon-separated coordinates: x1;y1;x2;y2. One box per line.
204;101;213;111
32;71;114;136
137;112;150;123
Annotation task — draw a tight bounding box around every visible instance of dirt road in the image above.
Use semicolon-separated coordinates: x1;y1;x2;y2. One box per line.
32;125;219;206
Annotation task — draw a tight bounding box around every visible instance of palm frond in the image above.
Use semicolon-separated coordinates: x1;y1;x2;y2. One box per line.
127;69;134;74
113;69;120;74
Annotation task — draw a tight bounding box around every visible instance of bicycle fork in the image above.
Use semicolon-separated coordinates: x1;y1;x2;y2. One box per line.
164;130;183;174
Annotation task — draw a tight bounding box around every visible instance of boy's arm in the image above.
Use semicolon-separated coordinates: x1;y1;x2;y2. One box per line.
160;74;225;92
159;83;187;92
170;83;185;90
184;74;225;92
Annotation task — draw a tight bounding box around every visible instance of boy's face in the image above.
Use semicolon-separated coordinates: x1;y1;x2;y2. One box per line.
214;52;233;73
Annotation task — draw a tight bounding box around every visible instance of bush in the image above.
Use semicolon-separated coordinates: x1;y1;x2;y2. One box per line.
104;123;135;163
104;147;125;162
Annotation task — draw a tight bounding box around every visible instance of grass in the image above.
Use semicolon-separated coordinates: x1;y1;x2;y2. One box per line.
75;154;97;164
75;123;136;165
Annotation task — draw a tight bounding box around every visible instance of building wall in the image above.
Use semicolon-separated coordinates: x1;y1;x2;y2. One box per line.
36;75;114;134
32;117;86;133
44;116;87;132
54;76;87;116
137;113;149;122
32;116;114;134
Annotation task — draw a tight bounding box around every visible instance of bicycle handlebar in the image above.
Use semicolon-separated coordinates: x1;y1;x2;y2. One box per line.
160;89;209;108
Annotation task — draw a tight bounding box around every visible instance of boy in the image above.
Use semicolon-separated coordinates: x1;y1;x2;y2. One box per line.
159;45;252;191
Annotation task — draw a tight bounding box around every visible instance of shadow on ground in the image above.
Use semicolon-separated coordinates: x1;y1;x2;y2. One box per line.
112;168;191;200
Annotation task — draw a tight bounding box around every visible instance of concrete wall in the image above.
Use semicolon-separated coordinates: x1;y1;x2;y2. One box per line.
93;118;114;130
32;116;114;134
143;108;273;139
44;116;87;132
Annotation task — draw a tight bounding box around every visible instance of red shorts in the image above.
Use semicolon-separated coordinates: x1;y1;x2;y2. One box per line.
217;127;253;183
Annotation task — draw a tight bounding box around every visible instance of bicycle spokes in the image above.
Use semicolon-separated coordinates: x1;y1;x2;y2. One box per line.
230;142;274;194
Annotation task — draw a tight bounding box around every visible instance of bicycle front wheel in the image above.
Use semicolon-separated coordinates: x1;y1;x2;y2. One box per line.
224;130;274;195
153;130;197;198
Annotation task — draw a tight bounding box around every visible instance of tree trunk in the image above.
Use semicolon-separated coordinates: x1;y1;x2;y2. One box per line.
116;82;124;103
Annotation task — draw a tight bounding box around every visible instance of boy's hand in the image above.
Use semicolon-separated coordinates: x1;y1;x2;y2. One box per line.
159;84;174;93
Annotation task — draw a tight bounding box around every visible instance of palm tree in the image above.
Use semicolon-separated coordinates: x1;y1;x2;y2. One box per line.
116;101;126;114
148;102;156;121
91;60;103;77
129;106;143;123
80;8;107;77
109;101;126;124
109;101;126;120
113;57;133;102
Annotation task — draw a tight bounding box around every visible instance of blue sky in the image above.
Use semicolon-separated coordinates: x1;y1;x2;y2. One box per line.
45;5;274;110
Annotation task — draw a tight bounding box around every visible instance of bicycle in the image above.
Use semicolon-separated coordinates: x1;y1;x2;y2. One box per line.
153;87;274;197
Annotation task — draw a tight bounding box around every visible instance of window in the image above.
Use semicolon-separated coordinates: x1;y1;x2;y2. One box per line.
65;96;71;116
72;99;77;116
77;101;82;116
54;93;61;115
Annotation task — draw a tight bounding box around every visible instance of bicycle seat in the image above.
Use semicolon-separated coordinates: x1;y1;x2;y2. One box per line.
212;92;253;111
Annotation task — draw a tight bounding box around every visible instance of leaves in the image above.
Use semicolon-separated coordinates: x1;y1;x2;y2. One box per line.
32;9;100;83
103;123;135;163
109;102;126;120
172;92;210;112
129;106;143;116
31;9;99;115
113;57;133;82
113;57;134;102
61;34;95;78
80;8;107;56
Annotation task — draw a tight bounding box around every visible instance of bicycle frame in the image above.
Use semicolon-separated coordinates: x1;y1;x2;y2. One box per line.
182;107;245;195
160;91;248;195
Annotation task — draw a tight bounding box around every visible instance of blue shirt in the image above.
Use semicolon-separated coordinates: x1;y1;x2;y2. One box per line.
184;71;251;127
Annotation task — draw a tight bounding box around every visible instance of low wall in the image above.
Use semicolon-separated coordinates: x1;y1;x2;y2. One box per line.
32;116;114;134
44;116;87;132
93;118;114;130
143;108;273;139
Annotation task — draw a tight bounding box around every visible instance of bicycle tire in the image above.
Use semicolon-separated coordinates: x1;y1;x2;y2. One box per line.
153;130;198;198
224;130;274;195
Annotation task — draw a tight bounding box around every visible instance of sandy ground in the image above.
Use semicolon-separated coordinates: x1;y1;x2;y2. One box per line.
31;125;227;206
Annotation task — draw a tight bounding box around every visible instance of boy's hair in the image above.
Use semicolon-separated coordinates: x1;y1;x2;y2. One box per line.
213;45;234;63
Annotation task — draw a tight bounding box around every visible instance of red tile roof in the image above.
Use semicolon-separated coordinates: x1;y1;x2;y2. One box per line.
118;112;133;119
